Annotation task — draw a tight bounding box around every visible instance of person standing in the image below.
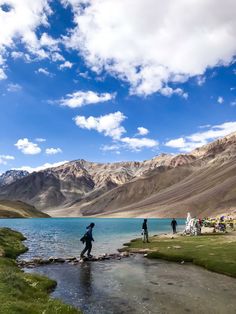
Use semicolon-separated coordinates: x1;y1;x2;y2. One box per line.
80;222;95;259
171;218;177;234
142;219;149;243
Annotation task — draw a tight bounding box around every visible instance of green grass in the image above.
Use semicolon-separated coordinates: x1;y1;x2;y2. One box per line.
0;228;81;314
123;232;236;278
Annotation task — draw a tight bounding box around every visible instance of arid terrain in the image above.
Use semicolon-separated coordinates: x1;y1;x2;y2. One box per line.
0;200;50;218
0;132;236;218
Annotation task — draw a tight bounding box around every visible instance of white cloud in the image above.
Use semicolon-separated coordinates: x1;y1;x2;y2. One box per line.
137;127;149;136
7;83;22;92
75;111;158;151
0;68;7;80
74;111;126;140
165;121;236;152
45;147;62;155
64;0;236;96
230;100;236;107
198;124;211;129
161;87;188;99
13;161;68;173
196;76;206;86
36;67;52;76
0;0;52;65
0;155;15;165
14;138;41;155
78;71;90;79
51;52;65;62
60;90;115;108
40;32;59;50
121;137;158;151
11;51;32;62
217;96;224;104
59;61;73;70
100;144;120;152
35;138;46;142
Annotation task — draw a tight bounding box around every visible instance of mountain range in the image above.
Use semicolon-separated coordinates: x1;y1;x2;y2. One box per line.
0;132;236;218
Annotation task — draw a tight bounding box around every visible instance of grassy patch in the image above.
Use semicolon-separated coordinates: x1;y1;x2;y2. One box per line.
124;232;236;278
0;228;81;314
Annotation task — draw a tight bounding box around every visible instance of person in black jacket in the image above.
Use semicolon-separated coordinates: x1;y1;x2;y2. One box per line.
80;222;95;258
142;219;149;243
171;218;177;234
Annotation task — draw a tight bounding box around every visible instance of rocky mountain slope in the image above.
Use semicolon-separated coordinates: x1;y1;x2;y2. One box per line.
0;170;29;187
0;200;50;218
0;132;236;218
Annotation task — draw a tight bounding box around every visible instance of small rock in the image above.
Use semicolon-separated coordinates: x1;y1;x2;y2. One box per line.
66;257;77;262
54;258;65;263
173;245;181;249
181;260;185;264
120;252;130;257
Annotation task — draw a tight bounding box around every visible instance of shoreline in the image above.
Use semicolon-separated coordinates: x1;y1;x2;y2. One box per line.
0;227;81;313
120;230;236;277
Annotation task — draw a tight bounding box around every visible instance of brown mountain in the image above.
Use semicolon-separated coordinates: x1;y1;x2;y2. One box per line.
0;200;50;218
0;132;236;218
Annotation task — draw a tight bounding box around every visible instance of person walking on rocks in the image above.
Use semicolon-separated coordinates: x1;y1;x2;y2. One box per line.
142;219;149;243
80;223;95;259
171;218;177;234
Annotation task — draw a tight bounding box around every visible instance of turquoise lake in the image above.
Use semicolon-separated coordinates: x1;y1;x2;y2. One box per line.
0;218;185;259
1;218;235;314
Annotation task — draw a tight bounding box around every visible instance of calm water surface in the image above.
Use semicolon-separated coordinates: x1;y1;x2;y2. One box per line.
0;218;185;259
1;217;235;314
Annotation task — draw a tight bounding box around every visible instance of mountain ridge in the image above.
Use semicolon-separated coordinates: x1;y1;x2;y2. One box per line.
0;132;236;218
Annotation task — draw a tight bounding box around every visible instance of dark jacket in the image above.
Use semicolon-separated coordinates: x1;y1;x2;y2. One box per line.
142;221;147;230
86;226;94;241
171;219;177;227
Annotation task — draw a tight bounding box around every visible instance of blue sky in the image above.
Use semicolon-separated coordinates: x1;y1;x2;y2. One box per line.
0;0;236;173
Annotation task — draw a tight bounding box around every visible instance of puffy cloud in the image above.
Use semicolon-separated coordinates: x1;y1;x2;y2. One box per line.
0;155;15;165
64;0;236;96
60;90;115;108
75;111;158;151
11;51;32;62
59;61;73;70
196;76;206;86
0;1;52;59
7;83;22;92
36;67;52;76
13;161;68;173
217;96;224;104
51;52;65;62
14;138;41;155
39;32;59;50
137;127;149;136
165;121;236;152
74;111;126;139
45;147;62;155
0;68;7;80
121;137;158;151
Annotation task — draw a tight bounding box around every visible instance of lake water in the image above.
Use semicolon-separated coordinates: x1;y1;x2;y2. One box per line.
0;218;185;259
1;217;235;314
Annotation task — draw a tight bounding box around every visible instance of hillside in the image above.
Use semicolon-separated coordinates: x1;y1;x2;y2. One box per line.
0;200;50;218
0;132;236;218
0;170;29;187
